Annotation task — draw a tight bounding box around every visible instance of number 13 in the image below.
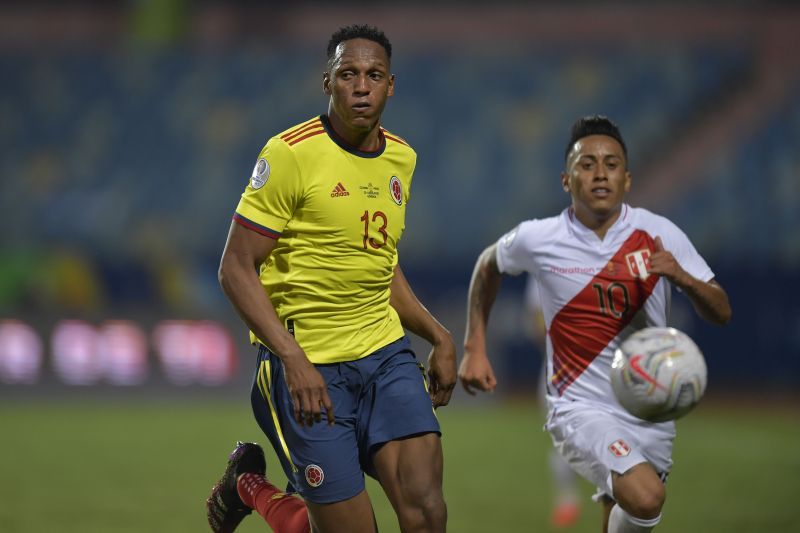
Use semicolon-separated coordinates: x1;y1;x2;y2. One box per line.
361;210;388;249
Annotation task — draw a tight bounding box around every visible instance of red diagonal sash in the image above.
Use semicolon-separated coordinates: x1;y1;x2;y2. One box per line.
549;230;659;395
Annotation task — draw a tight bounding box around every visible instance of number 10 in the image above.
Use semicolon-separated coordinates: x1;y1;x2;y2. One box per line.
592;282;630;318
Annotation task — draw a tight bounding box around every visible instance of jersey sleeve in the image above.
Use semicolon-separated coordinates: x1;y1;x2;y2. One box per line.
234;137;302;238
658;220;715;283
495;221;536;276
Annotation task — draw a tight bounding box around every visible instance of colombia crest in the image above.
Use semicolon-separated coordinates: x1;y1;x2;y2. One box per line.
389;176;403;206
305;464;324;488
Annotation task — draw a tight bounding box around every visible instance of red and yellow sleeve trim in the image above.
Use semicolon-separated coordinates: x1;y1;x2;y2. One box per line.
233;213;281;239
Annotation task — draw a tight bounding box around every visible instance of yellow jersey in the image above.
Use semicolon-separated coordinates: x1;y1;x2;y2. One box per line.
234;115;416;364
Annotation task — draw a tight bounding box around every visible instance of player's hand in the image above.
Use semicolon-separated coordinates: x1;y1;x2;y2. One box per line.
649;236;689;286
427;334;457;408
281;351;335;427
458;348;497;395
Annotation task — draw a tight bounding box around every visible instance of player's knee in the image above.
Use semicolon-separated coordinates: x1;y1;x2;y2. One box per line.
400;487;447;529
624;483;665;519
423;490;447;527
613;464;666;520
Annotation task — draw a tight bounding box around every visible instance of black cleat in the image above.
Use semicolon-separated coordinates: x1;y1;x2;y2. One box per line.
206;441;267;533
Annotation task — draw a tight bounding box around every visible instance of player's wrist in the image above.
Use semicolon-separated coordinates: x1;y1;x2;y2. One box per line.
274;343;309;366
461;343;487;362
462;331;486;352
431;326;454;348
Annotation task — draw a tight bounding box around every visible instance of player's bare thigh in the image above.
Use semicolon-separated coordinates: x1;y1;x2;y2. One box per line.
372;432;446;532
305;490;378;533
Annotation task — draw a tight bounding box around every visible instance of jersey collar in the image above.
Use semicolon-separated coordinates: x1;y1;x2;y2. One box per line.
320;114;386;158
567;204;632;241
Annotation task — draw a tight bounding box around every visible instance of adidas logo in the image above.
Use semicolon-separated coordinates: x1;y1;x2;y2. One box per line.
330;182;350;197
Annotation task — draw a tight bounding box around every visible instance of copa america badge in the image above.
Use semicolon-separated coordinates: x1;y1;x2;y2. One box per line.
389;176;403;205
305;464;324;488
250;158;270;189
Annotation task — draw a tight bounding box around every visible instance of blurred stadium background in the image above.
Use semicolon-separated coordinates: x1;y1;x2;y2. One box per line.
1;1;799;531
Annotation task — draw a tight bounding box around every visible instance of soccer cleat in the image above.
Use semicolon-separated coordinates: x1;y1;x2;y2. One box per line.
206;441;267;533
550;500;581;529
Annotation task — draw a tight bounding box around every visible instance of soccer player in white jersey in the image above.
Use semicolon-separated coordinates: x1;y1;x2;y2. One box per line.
459;115;731;533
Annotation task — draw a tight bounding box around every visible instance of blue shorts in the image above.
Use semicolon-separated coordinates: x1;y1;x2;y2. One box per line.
250;336;440;504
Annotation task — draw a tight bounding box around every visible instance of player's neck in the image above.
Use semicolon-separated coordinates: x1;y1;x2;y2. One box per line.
573;205;623;240
325;112;382;152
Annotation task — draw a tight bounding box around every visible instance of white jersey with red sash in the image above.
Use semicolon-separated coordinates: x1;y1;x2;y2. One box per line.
495;204;714;415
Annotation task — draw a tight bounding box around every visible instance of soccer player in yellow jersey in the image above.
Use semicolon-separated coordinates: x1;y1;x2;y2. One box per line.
207;25;457;533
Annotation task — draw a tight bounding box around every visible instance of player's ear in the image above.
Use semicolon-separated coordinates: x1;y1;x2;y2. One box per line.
624;171;632;193
387;74;395;97
561;172;570;193
322;71;332;96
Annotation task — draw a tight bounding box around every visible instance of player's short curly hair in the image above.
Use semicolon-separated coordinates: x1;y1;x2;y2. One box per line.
565;115;628;162
326;24;392;66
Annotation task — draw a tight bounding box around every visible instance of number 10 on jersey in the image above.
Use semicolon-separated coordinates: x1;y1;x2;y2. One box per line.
592;282;631;318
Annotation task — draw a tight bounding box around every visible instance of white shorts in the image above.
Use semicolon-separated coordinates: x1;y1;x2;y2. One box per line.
545;401;675;500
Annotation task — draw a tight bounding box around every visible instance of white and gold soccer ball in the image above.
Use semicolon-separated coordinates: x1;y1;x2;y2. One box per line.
610;327;707;423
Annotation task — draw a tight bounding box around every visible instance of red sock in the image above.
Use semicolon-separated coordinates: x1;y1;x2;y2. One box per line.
237;473;310;533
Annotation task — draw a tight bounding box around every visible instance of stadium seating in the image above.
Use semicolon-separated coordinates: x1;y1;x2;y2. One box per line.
1;40;797;388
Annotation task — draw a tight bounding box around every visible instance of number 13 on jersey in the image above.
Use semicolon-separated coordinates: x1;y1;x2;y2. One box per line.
361;210;388;249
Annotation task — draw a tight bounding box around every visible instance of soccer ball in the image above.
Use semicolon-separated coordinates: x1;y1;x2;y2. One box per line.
610;327;707;423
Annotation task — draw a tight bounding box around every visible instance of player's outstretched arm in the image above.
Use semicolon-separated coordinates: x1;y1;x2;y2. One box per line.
649;236;732;326
389;265;457;407
460;244;503;395
219;221;334;426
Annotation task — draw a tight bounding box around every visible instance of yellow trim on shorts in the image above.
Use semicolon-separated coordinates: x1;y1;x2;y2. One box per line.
257;359;297;473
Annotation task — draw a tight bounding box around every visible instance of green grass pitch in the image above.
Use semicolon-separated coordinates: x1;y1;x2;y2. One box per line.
1;397;797;532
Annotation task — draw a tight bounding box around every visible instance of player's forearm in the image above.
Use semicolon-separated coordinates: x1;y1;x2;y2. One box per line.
463;245;502;351
680;278;732;326
390;266;451;346
219;256;306;361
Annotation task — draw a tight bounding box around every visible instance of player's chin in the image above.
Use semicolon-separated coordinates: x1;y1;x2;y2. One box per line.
589;201;620;216
347;114;377;129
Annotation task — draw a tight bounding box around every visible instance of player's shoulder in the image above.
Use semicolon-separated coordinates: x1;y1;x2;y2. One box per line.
255;116;327;168
380;126;416;155
517;210;568;238
501;211;566;252
246;118;322;181
628;205;683;235
271;116;326;148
